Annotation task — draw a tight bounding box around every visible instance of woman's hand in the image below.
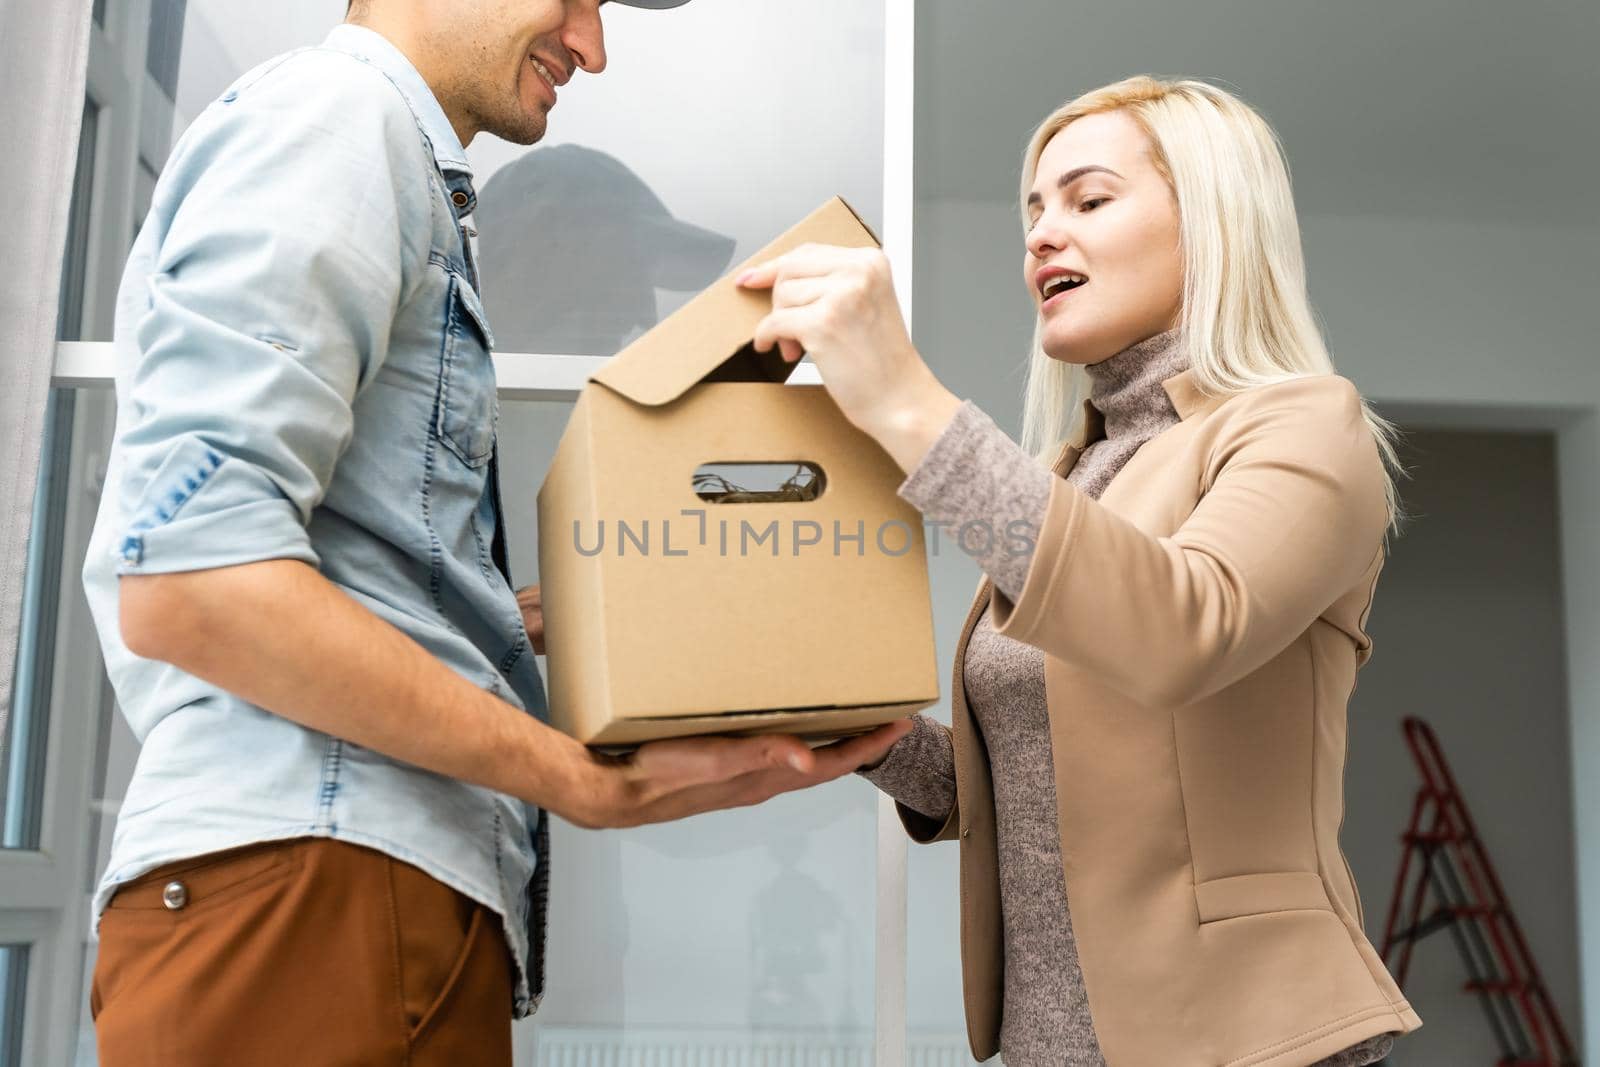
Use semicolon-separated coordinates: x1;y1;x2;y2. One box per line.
738;244;962;473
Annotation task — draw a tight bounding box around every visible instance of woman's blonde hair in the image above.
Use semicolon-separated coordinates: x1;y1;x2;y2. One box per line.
1017;75;1404;528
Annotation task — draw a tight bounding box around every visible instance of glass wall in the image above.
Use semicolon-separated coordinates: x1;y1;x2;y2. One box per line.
0;946;29;1067
23;1;901;1064
1;98;98;854
469;1;884;355
483;2;888;1059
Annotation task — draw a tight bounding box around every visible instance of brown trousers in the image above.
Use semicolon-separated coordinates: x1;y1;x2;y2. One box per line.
92;837;514;1066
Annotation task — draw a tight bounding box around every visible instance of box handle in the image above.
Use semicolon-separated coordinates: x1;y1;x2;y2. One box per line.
692;461;826;503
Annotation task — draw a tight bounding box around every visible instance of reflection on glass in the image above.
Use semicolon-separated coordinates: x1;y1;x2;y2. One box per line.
73;942;99;1067
0;945;27;1067
1;393;76;853
482;2;887;1057
503;410;882;1060
476;145;736;355
145;0;189;98
467;0;886;357
746;830;859;1032
59;101;100;342
2;92;95;850
66;0;892;1059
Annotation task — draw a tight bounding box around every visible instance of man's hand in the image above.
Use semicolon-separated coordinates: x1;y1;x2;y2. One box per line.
568;719;914;829
517;584;544;655
121;560;912;835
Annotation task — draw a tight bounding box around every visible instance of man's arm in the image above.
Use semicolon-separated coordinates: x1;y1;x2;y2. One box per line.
122;559;909;829
111;57;904;828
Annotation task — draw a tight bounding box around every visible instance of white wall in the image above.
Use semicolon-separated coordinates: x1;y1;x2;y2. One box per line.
1346;428;1579;1063
1300;214;1600;411
1307;213;1600;1058
1556;412;1600;1054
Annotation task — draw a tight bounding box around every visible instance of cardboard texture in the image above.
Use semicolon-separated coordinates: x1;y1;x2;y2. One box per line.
536;198;941;746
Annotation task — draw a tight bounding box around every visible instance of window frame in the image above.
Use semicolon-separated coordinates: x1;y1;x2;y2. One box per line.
0;3;153;1064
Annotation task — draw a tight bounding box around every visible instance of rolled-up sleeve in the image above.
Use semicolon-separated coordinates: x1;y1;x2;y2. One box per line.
113;51;429;575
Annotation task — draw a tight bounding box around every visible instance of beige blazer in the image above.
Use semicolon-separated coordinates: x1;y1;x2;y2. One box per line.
901;370;1422;1066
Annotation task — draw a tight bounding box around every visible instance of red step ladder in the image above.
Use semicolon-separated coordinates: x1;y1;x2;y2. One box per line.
1379;717;1578;1066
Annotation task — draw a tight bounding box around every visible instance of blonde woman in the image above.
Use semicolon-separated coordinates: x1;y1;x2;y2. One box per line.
738;77;1421;1066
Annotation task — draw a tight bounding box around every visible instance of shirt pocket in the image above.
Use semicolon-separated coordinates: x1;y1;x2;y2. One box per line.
433;272;498;469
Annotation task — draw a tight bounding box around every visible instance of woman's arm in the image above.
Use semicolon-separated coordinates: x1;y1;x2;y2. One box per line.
855;394;1065;846
855;404;1054;839
989;374;1389;707
735;247;1387;713
859;714;960;836
897;400;1056;603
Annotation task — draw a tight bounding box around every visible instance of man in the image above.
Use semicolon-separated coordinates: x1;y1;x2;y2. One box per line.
81;2;910;1063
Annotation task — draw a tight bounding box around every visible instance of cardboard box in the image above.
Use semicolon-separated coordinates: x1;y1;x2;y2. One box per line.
537;198;940;746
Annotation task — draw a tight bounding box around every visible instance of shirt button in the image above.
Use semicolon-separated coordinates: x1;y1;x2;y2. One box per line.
451;191;470;208
162;881;190;910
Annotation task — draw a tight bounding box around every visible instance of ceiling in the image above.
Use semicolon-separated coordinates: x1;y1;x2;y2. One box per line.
915;0;1600;227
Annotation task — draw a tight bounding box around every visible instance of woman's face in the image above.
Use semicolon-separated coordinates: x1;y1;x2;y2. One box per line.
1023;111;1185;365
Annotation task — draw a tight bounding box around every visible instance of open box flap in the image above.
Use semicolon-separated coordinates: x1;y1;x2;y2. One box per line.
589;197;881;408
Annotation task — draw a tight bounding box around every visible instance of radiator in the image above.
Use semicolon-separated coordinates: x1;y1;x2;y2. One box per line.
533;1027;980;1067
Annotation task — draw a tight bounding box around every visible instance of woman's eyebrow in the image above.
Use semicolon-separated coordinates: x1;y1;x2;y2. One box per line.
1026;165;1125;208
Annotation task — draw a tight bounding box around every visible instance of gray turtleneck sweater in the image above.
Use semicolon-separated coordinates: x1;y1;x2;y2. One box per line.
863;329;1394;1067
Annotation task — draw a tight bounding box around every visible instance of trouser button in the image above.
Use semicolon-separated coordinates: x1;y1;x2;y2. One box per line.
162;881;189;910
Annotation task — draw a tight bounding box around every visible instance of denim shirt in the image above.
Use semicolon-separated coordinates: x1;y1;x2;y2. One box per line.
81;25;549;1016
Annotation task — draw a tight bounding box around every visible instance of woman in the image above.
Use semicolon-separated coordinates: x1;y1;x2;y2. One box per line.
738;76;1421;1066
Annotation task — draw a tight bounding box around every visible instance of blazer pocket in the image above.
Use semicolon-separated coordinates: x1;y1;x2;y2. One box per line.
1194;871;1334;924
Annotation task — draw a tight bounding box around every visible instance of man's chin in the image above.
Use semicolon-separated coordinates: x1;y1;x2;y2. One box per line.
491;122;548;147
479;105;548;147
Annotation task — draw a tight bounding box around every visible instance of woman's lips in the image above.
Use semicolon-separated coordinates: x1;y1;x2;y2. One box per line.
1041;281;1085;314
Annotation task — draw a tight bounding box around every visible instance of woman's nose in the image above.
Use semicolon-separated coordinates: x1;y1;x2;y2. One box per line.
1026;216;1064;260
